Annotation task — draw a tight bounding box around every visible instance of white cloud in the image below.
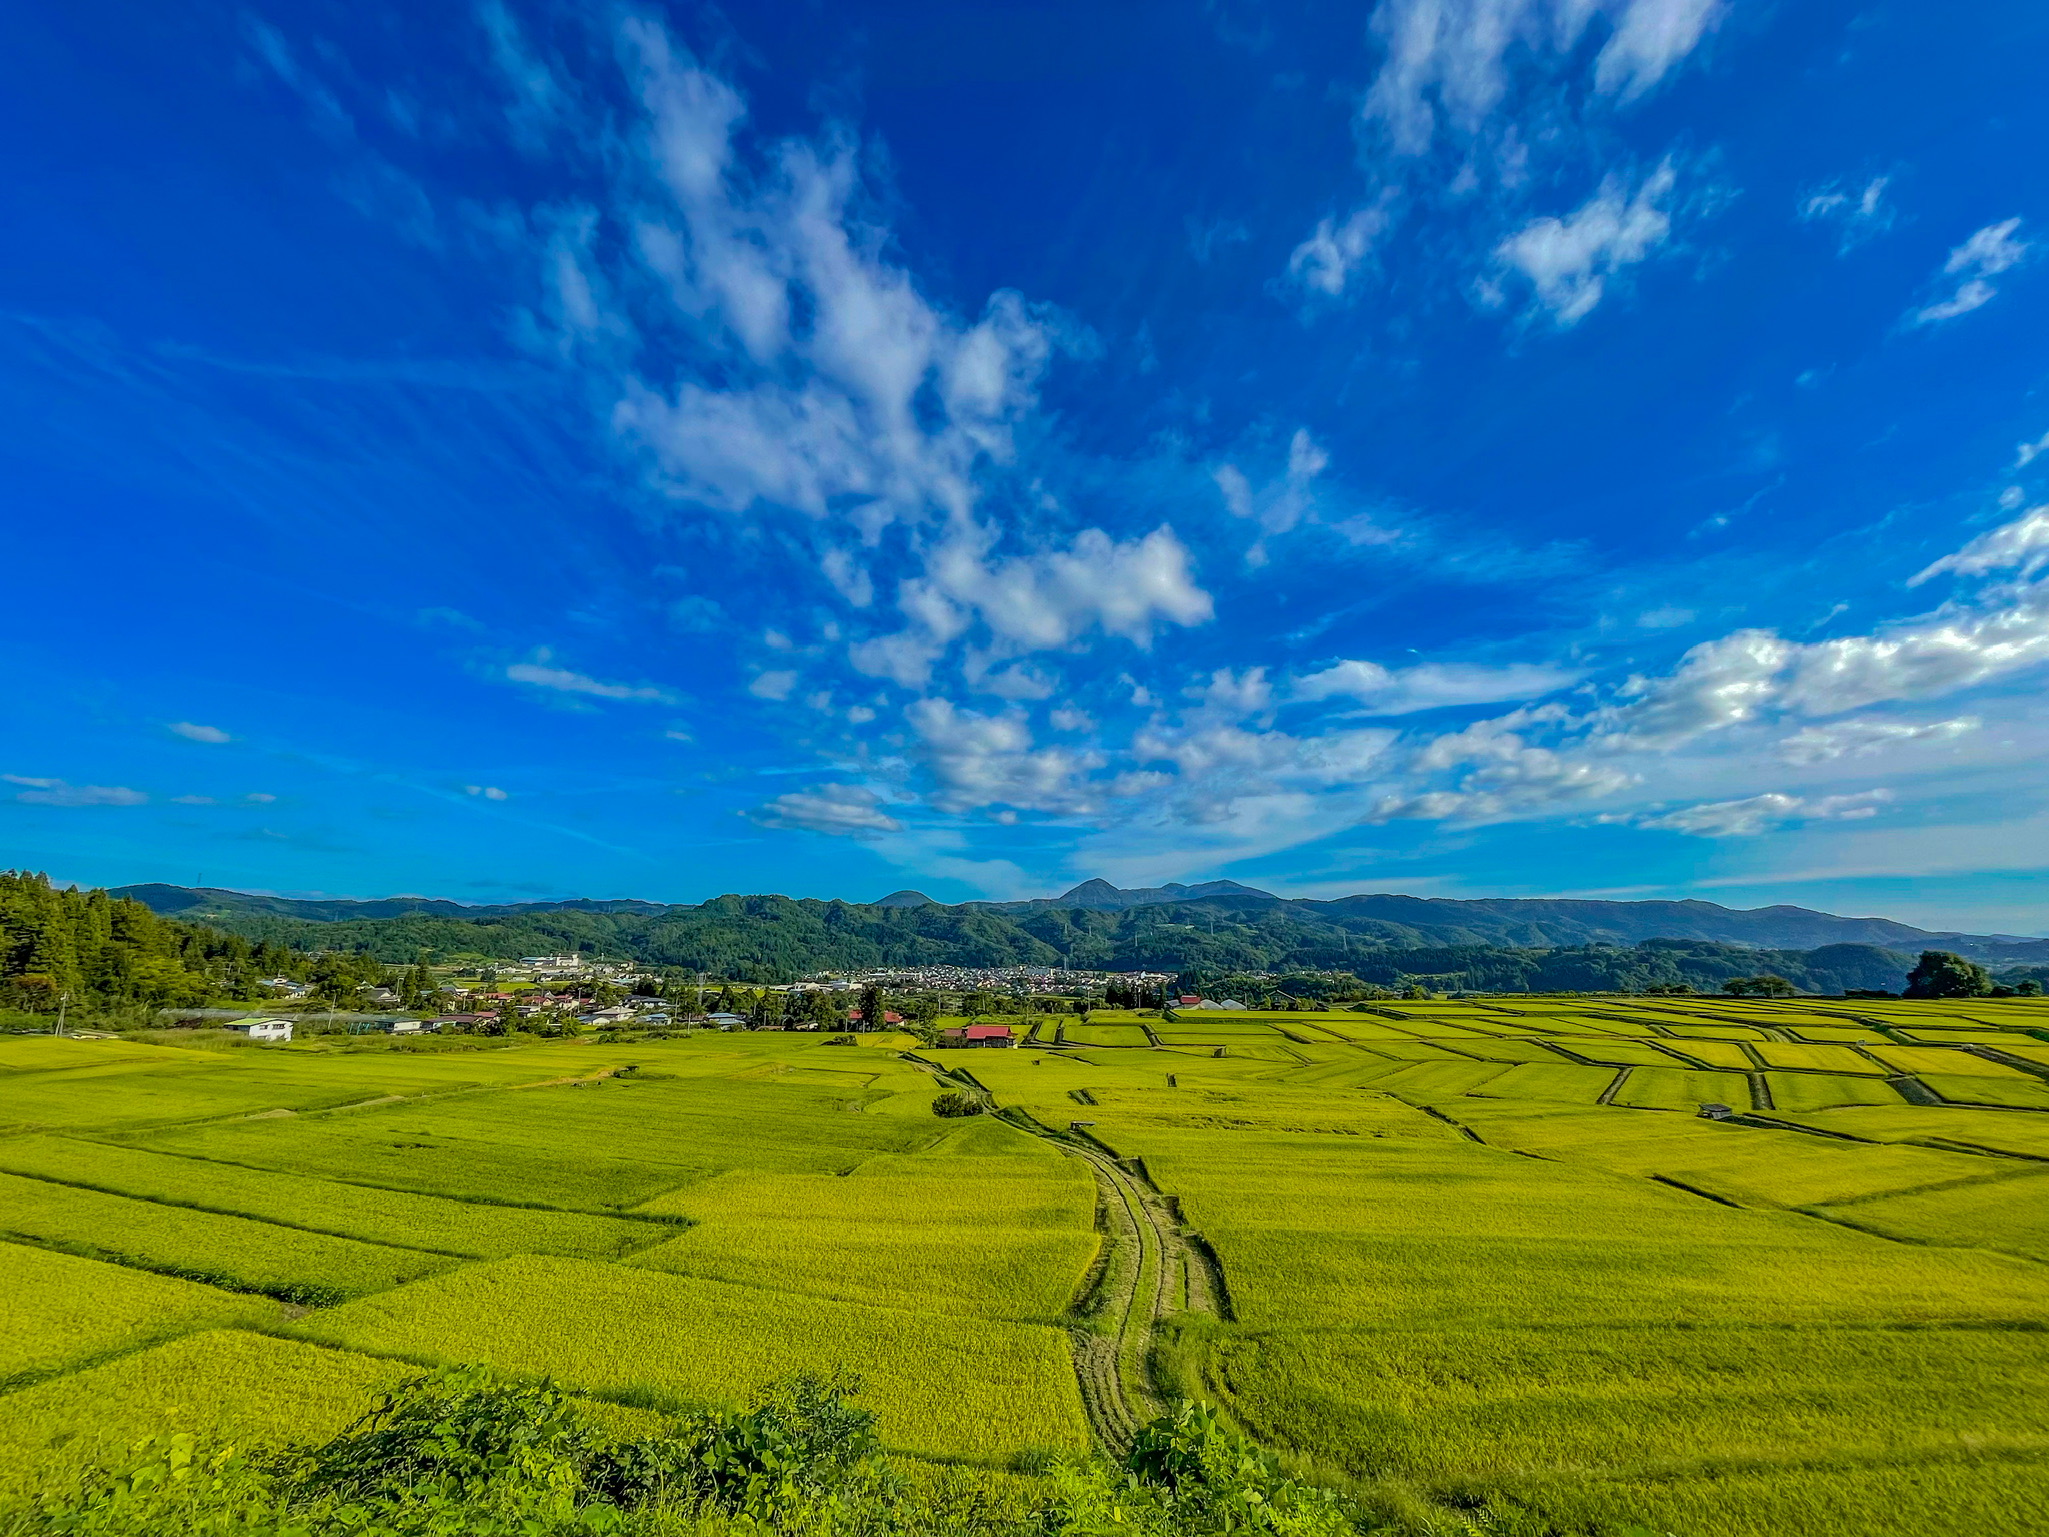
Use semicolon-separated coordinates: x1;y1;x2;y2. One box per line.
964;656;1056;701
1912;218;2029;327
1493;161;1677;325
1213;430;1329;560
1799;175;1892;252
1640;789;1890;838
505;661;673;702
748;670;798;701
169;721;232;744
1910;505;2049;585
907;699;1105;814
1363;0;1723;154
1946;218;2030;276
1602;552;2049;744
1604;628;1792;746
851;525;1212;688
1294;658;1576;714
2017;430;2049;469
751;783;903;836
1286;208;1390;297
1778;716;1979;765
598;26;1063;538
243;792;278;804
5;776;149;808
464;784;510;801
1375;711;1634;823
1591;0;1726;99
477;0;567;149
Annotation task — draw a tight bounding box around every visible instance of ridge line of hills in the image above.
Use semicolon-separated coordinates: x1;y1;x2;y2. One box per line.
112;881;2049;980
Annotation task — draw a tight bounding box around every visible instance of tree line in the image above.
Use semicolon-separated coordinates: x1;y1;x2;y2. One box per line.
0;871;301;1016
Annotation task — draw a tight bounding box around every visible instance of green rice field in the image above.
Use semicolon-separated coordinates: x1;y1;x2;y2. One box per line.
5;996;2049;1533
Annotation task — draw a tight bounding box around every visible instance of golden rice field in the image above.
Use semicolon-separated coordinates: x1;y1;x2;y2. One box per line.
3;993;2049;1534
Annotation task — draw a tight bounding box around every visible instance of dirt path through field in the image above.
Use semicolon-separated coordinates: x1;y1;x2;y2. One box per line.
901;1052;1221;1453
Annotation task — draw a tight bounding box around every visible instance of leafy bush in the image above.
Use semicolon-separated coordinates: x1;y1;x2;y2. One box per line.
932;1091;981;1118
0;1369;1399;1536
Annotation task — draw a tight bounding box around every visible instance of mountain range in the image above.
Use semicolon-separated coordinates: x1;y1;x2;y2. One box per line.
113;880;2046;970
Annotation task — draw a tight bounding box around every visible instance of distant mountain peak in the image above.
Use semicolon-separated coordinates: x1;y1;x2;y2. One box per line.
1049;878;1277;910
872;889;935;907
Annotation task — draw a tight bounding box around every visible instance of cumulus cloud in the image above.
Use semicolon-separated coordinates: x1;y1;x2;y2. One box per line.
169;722;232;744
592;26;1064;537
1294;658;1576;714
1639;789;1890;837
1493;161;1678;325
1601;548;2049;745
750;783;903;836
1347;503;2049;842
1363;0;1723;154
1778;716;1979;765
505;661;674;702
747;670;798;701
464;784;511;801
1604;628;1792;746
1912;218;2029;326
850;525;1212;688
2018;431;2049;469
907;699;1106;815
1799;175;1892;252
1374;711;1634;823
5;776;149;808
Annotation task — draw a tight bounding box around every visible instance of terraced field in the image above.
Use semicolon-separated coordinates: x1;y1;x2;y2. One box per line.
942;996;2049;1536
5;994;2049;1535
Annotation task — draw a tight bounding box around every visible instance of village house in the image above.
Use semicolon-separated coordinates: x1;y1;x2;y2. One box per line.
235;1019;294;1042
941;1024;1015;1048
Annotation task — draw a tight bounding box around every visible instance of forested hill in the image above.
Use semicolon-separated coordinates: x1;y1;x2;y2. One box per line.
1;871;297;1011
110;880;2046;988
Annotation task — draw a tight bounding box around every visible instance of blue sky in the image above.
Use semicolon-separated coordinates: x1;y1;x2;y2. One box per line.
3;0;2048;929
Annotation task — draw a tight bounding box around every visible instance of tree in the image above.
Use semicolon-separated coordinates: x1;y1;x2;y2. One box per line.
1722;974;1796;998
1904;950;1992;999
857;983;884;1031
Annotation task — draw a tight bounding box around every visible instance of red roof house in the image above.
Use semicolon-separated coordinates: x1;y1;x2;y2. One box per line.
941;1024;1015;1047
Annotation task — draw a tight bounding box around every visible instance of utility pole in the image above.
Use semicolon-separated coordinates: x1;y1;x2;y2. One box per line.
54;991;68;1038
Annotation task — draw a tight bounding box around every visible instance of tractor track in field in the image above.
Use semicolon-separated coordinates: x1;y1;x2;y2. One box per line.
901;1052;1222;1454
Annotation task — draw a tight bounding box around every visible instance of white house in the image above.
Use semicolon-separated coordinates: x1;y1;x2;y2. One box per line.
237;1019;294;1042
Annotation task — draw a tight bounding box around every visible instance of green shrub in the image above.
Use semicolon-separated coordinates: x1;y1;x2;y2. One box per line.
932;1090;981;1118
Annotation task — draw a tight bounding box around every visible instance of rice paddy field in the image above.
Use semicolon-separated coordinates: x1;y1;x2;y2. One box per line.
4;993;2049;1534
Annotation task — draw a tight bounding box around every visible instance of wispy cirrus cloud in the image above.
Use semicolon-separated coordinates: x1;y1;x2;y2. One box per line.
504;660;675;703
168;721;232;743
5;775;149;807
1637;788;1890;837
1362;0;1726;155
1798;175;1892;252
1911;218;2029;326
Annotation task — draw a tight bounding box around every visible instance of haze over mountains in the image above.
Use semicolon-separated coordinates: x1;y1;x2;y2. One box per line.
116;880;2044;960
